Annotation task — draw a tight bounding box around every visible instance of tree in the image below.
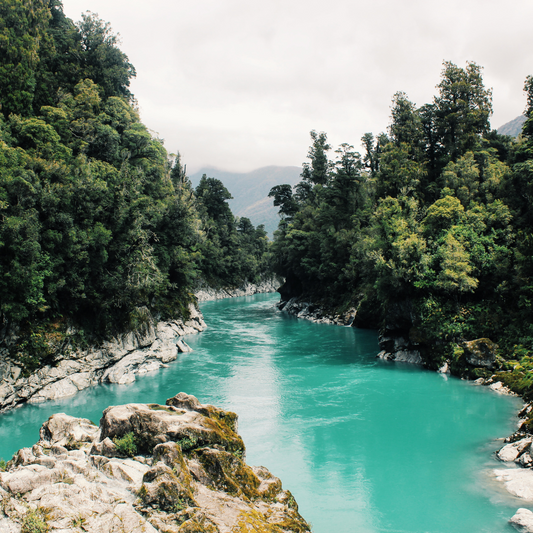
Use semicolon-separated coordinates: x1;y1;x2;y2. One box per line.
295;131;331;204
389;92;424;157
0;0;52;116
76;12;136;101
434;61;493;161
268;184;298;220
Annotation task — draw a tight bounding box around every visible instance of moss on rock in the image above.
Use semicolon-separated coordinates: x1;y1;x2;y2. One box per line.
194;448;260;500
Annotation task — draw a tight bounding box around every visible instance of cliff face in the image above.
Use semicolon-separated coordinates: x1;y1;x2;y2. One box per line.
0;279;280;414
0;393;311;533
0;305;206;413
195;278;281;302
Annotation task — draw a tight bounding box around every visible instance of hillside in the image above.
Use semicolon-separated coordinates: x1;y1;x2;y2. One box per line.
0;2;272;372
497;115;527;137
190;166;302;236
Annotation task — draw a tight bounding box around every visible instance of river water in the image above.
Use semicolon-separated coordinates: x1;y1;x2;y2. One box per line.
0;293;528;532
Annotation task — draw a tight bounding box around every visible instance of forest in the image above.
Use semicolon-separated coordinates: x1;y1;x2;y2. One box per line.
3;0;533;403
269;61;533;397
0;0;270;371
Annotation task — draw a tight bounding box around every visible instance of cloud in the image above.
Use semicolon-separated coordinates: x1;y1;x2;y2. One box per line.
62;0;533;172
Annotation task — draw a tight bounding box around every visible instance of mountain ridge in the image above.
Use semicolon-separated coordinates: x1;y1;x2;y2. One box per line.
190;165;302;236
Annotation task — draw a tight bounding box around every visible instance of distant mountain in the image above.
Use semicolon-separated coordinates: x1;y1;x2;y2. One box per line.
497;115;527;137
189;165;302;236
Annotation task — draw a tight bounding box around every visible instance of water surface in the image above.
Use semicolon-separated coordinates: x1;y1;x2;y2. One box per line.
0;293;527;532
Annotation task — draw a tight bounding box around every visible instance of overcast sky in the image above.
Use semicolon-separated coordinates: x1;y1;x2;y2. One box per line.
62;0;532;173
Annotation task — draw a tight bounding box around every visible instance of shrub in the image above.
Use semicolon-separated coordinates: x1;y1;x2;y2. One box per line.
113;432;137;457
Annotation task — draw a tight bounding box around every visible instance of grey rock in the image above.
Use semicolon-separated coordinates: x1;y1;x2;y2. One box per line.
0;304;207;413
518;453;533;468
0;394;311;533
498;438;532;462
510;508;533;532
38;413;98;448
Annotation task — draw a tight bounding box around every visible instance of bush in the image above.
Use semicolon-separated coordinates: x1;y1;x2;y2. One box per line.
113;432;137;457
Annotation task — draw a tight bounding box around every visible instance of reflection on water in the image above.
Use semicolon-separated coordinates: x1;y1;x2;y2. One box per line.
0;293;526;533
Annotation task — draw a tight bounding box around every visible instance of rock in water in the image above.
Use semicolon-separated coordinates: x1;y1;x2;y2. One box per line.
0;393;311;533
510;508;533;532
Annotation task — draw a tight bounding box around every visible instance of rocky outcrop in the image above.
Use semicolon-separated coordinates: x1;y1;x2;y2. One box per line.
375;300;424;365
462;338;498;369
0;393;311;533
0;305;206;413
278;297;356;326
493;436;533;527
195;277;281;302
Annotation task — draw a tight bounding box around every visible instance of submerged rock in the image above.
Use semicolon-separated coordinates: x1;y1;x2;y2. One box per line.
0;393;311;533
494;468;533;500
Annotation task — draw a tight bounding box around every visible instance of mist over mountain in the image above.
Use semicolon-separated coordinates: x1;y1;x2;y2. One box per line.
190;166;302;236
497;115;527;137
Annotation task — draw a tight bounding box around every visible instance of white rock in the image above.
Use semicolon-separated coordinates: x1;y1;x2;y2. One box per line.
102;459;149;486
0;518;18;533
38;413;98;448
176;339;192;353
438;362;450;374
69;372;95;390
518;453;533;468
494;468;533;500
498;439;532;462
0;464;57;494
28;377;79;403
510;508;533;532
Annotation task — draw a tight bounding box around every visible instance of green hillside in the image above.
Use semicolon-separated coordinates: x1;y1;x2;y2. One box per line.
269;62;533;396
0;0;271;372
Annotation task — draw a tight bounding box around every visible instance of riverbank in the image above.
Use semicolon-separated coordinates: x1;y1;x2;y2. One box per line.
0;305;206;413
0;392;311;533
195;277;281;302
0;280;280;414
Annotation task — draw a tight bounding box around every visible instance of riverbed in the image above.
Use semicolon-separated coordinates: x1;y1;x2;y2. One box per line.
0;293;527;532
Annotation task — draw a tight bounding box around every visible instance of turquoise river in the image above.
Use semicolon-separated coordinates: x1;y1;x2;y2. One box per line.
0;293;529;532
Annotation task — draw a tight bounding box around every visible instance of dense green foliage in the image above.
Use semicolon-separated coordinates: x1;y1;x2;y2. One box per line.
270;61;533;376
0;0;270;369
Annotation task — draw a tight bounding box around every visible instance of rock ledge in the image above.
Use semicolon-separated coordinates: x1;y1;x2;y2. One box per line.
0;393;311;533
0;305;206;413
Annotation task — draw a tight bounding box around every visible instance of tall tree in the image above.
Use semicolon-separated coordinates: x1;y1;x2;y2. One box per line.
434;61;493;162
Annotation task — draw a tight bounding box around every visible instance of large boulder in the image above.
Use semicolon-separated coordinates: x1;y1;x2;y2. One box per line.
510;508;533;532
98;395;244;455
0;393;311;533
38;413;99;449
463;338;498;369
